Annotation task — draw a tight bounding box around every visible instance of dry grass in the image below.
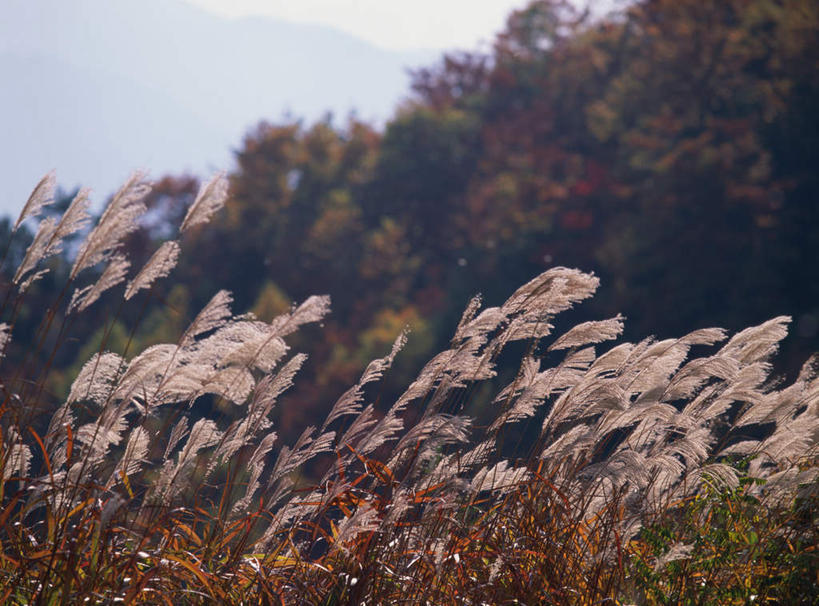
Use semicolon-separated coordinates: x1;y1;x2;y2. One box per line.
0;173;816;604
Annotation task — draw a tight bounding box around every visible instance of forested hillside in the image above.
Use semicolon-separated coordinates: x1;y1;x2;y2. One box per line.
1;1;818;603
4;0;817;440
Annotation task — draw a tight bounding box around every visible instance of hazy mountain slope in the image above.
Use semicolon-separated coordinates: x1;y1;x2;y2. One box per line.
0;0;435;215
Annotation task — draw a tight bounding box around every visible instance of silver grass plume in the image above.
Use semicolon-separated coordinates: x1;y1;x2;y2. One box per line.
336;405;379;453
45;403;76;469
332;503;381;554
549;315;624;351
267;427;336;492
2;426;32;480
215;354;307;468
661;355;738;402
68;253;131;313
125;240;181;300
282;295;332;336
181;290;234;345
499;268;599;341
180;172;228;233
67;351;125;406
113;344;184;411
453;294;483;342
13;171;56;232
153;419;222;503
492;347;596;432
74;403;130;472
163;417;189;460
70;172;149;280
107;426;151;488
231;431;278;516
719;316;791;364
244;354;307;434
469;460;530;495
388;413;472;472
323;330;407;430
0;323;9;360
13;216;58;288
14;188;93;291
356;401;409;456
52;187;93;245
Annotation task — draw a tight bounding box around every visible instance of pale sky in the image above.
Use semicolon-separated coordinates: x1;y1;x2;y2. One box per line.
183;0;532;51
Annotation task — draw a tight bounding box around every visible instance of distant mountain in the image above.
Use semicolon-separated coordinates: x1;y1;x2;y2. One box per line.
0;0;436;216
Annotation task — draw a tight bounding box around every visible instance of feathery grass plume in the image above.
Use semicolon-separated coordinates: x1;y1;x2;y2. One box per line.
0;323;9;360
44;402;76;469
66;351;125;406
70;172;149;279
215;354;306;471
267;427;336;489
52;187;92;243
499;267;599;341
245;353;306;432
231;431;278;516
202;366;256;404
68;253;131;313
11;189;93;292
163;417;189;460
124;240;180;300
113;343;178;406
107;425;150;487
323;330;407;430
625;338;691;395
13;216;58;288
210;321;289;376
152;418;222;503
332;503;381;554
453;294;483;340
74;401;131;467
661;355;739;402
549;315;625;351
1;426;31;480
283;294;332;335
492;347;596;432
719;315;791;363
13;170;56;232
355;400;409;456
336;403;379;452
388;413;472;473
181;289;234;345
180;172;228;233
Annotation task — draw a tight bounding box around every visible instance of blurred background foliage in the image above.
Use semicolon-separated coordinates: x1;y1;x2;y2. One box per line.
3;0;817;444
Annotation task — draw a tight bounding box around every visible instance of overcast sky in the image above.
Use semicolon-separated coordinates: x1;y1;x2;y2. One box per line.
182;0;532;51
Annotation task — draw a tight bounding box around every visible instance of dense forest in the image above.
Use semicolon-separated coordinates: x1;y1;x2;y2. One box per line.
1;1;818;603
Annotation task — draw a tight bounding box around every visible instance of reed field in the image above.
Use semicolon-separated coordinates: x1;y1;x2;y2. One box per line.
0;173;816;604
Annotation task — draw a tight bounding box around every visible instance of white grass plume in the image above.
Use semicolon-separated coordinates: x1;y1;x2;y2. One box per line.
13;171;56;232
12;188;94;293
67;351;125;406
125;240;181;300
180;172;228;234
2;427;32;480
323;330;407;430
13;217;58;288
0;323;10;360
70;172;149;280
68;253;131;313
